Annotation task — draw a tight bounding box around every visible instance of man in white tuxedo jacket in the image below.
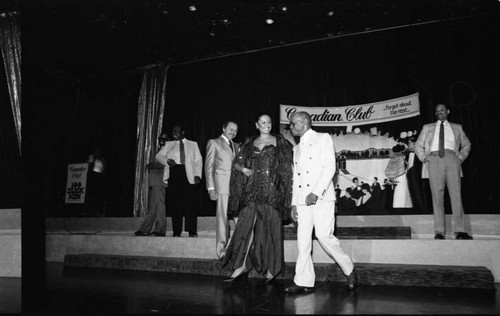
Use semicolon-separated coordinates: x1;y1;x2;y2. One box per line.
156;125;203;237
285;111;358;294
414;103;472;240
205;121;239;259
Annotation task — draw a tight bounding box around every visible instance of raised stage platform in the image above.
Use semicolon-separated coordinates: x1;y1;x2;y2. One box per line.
0;209;21;278
45;215;500;289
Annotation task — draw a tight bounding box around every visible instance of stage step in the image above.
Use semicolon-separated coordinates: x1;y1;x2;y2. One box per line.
64;254;495;290
284;226;411;240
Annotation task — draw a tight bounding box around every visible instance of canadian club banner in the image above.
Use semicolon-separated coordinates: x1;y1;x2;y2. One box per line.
65;163;89;204
280;93;420;126
279;93;426;215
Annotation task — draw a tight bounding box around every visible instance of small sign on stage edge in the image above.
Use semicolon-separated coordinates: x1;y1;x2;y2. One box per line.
65;163;89;204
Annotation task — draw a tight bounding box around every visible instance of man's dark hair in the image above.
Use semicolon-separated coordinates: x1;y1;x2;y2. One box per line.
223;121;237;129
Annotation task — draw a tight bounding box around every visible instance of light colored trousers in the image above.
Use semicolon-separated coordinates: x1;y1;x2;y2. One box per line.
294;200;354;287
427;151;467;235
215;194;237;258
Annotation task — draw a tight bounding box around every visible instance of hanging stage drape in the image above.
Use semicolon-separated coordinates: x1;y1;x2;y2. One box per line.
0;11;21;155
133;65;168;217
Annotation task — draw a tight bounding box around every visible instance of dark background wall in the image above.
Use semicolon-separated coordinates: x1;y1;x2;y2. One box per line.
163;16;500;216
17;4;500;218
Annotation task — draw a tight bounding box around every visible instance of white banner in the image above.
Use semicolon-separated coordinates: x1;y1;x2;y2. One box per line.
280;93;420;126
65;163;89;204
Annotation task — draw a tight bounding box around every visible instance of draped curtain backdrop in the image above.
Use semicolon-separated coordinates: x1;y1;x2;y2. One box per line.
133;65;168;217
0;11;21;154
161;16;499;216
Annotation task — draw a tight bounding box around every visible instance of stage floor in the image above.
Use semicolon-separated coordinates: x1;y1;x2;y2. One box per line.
18;263;500;315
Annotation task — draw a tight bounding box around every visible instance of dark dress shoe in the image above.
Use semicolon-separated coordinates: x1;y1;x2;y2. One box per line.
134;231;147;236
456;232;473;240
173;233;181;237
265;277;278;286
284;284;314;293
189;233;198;237
346;270;359;290
434;233;445;240
151;232;165;237
223;271;248;284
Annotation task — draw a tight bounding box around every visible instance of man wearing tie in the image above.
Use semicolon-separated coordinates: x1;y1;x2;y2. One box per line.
156;125;203;237
204;121;239;260
285;111;358;294
415;104;472;240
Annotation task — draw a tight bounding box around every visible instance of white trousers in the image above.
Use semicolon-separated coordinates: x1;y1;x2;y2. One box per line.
294;200;354;287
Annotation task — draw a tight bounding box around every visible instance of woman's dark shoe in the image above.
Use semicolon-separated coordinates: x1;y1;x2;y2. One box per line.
223;271;248;284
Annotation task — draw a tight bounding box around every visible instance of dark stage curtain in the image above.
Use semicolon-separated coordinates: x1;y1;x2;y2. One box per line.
133;65;168;217
162;16;499;216
0;11;21;208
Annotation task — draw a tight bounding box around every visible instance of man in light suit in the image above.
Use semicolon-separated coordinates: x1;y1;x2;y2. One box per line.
285;111;358;294
415;104;472;240
156;125;203;237
205;121;239;260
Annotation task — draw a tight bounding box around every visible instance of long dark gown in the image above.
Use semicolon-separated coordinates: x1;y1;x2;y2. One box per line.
223;135;292;278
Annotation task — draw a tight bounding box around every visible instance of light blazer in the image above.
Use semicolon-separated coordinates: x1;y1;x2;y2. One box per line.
204;136;239;195
414;121;471;179
155;139;203;184
292;129;336;206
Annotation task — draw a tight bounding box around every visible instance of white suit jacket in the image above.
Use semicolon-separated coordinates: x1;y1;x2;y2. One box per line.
155;138;203;184
414;121;471;178
204;136;239;195
292;129;336;206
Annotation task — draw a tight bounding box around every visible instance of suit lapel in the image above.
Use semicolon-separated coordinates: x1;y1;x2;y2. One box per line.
298;130;315;165
218;136;233;157
427;124;437;148
450;123;461;151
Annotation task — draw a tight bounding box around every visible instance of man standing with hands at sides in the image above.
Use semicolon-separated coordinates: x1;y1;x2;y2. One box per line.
415;103;472;240
285;111;358;294
205;121;239;260
156;125;203;237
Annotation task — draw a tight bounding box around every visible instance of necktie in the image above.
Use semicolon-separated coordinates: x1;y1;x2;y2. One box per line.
179;140;185;164
438;121;444;158
228;140;234;153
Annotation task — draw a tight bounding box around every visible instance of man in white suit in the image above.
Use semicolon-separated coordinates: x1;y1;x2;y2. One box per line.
285;111;358;294
156;125;203;237
415;104;472;240
205;121;239;260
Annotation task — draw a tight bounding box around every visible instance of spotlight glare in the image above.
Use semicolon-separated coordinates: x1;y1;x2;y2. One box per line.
189;5;196;11
281;6;288;12
327;11;334;16
266;18;274;24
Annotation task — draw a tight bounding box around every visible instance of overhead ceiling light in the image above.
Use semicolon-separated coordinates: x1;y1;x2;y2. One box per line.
281;6;288;12
266;18;274;24
327;11;334;16
189;5;196;11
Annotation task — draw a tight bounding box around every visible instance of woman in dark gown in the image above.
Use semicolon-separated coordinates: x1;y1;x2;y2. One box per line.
223;113;293;283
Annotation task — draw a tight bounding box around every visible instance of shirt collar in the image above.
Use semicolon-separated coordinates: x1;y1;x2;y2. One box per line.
221;134;230;143
301;128;313;144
